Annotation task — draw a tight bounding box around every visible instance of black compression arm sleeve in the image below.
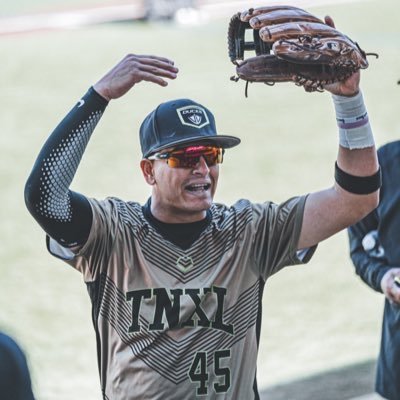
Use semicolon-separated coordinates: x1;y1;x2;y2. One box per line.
24;87;109;247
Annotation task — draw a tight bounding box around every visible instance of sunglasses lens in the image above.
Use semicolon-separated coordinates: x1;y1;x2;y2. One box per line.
167;146;223;168
168;155;197;168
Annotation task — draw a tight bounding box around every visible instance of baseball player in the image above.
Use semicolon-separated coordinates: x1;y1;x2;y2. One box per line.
25;53;380;399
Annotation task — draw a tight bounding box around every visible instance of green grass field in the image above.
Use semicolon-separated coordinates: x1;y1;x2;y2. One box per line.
1;0;399;398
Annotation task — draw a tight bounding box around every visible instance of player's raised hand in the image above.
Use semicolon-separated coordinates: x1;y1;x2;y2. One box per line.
322;15;360;97
93;54;179;101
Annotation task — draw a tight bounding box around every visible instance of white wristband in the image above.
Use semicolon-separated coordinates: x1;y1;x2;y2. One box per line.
332;91;375;150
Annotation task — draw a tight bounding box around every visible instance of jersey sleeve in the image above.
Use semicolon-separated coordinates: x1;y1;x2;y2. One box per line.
347;209;391;293
251;195;316;280
47;197;123;282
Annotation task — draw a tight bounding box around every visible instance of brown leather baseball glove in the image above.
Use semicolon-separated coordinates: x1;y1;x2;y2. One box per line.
228;6;377;95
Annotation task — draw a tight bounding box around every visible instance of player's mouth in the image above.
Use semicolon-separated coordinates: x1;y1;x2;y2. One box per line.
185;183;211;192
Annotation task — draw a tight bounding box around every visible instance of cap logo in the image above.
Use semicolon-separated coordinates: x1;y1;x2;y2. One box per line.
176;105;210;129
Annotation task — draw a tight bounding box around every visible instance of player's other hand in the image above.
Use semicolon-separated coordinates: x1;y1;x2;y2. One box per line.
321;15;360;97
381;268;400;306
93;54;179;101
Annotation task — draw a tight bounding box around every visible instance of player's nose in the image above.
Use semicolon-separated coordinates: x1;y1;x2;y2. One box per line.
192;156;210;175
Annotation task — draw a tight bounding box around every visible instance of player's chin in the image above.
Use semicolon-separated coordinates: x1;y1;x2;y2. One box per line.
183;190;213;209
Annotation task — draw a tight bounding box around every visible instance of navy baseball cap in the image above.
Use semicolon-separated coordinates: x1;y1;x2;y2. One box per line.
140;98;241;157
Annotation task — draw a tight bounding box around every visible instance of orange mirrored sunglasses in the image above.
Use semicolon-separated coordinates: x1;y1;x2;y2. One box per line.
147;145;224;168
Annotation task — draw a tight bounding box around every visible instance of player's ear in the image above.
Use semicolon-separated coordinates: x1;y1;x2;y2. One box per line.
140;159;156;185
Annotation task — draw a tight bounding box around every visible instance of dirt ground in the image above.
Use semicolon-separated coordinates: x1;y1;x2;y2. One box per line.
259;360;380;400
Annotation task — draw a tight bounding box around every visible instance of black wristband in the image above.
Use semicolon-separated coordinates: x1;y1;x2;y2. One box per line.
335;162;381;194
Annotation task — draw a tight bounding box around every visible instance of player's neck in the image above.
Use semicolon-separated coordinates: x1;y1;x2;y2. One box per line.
149;198;208;224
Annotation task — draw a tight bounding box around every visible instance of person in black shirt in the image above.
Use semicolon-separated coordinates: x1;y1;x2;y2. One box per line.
0;332;35;400
348;140;400;400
